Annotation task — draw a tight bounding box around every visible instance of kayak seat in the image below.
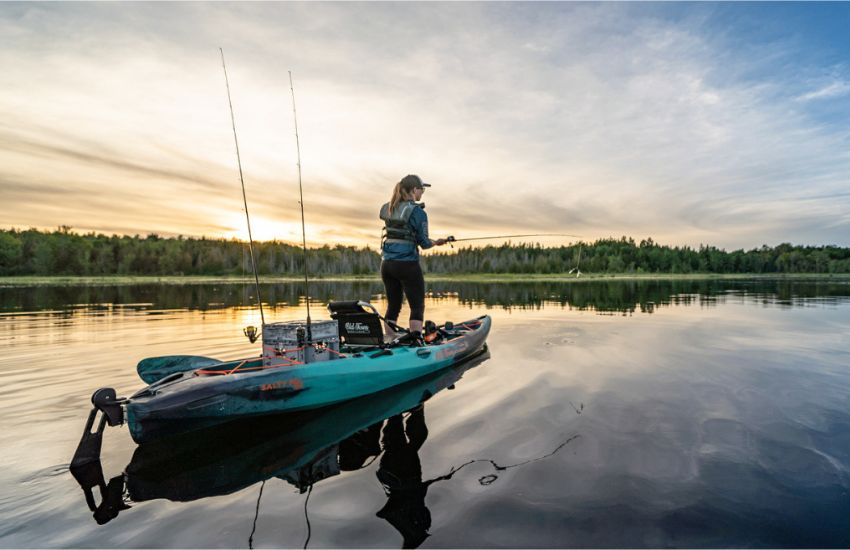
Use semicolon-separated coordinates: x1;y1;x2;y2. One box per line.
327;301;384;347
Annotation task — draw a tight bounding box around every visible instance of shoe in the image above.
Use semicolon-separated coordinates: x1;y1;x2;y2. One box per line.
396;331;424;347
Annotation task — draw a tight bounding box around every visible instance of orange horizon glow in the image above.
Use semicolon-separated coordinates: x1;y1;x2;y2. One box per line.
2;3;849;250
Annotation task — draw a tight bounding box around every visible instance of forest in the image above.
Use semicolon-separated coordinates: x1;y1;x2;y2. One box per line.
1;227;849;276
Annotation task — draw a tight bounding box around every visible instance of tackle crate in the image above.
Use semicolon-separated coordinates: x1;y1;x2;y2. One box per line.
262;319;339;366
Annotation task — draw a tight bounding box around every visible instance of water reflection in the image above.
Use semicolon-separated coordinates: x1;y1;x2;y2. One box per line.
5;278;850;547
376;406;432;549
3;277;850;315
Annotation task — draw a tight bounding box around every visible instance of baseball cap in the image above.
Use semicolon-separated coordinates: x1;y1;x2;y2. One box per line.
401;174;431;188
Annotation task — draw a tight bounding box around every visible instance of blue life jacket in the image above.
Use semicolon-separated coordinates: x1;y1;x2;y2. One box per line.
379;201;433;261
380;200;419;245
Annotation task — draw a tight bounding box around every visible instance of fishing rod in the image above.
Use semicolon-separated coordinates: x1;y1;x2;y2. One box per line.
220;48;265;330
446;233;582;243
446;233;586;276
289;71;312;341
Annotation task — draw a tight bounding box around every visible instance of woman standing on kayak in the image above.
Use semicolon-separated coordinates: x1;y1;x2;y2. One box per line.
380;174;448;342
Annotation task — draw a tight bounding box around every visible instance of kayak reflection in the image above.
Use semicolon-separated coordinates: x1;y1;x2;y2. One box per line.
71;349;490;530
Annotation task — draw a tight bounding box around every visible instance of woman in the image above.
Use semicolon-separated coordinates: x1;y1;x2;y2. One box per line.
379;174;448;341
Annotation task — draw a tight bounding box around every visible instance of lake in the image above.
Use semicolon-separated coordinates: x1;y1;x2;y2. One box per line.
1;278;849;548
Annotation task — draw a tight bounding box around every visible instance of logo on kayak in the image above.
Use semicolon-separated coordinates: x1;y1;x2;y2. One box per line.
434;340;468;361
260;378;304;392
345;322;371;334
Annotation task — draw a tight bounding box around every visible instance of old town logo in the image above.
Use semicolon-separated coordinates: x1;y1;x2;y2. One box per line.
345;322;371;334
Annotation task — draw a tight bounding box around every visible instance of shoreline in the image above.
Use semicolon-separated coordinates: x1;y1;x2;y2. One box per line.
2;273;849;287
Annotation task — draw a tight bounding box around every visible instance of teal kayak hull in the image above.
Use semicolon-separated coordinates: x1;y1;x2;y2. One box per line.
126;315;491;443
123;349;489;504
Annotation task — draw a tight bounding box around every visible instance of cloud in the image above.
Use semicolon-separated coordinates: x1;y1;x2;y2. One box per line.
1;3;849;249
796;81;850;102
0;131;231;194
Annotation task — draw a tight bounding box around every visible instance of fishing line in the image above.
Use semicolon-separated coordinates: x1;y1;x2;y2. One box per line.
289;71;312;340
569;243;583;277
220;48;265;327
248;480;266;549
303;483;313;549
475;435;579;484
428;435;580;486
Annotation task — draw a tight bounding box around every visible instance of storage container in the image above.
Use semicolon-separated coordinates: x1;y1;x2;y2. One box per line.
262;319;339;366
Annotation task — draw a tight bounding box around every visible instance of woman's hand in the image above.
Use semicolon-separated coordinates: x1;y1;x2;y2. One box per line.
434;238;448;246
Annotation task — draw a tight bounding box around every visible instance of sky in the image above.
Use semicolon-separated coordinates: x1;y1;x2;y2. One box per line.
2;2;850;250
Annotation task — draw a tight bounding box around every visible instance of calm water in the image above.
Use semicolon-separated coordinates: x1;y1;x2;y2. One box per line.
1;278;850;548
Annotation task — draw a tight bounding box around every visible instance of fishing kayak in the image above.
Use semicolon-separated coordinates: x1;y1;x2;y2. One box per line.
70;349;489;524
71;308;491;455
125;315;490;442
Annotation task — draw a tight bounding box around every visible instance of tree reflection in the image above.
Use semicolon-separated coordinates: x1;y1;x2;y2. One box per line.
8;278;850;315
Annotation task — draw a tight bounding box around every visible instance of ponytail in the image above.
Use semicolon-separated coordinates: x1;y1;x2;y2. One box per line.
389;182;405;214
388;174;422;213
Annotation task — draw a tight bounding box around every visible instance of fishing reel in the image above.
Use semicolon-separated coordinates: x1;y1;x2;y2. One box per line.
243;325;260;343
446;235;456;249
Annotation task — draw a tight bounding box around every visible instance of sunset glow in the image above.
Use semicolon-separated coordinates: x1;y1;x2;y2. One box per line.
2;3;850;249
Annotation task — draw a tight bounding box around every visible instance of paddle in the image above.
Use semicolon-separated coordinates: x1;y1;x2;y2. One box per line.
137;355;221;385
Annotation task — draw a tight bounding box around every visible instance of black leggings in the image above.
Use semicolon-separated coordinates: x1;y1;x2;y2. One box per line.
381;260;425;322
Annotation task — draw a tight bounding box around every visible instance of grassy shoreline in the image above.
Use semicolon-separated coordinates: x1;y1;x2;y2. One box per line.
2;273;849;287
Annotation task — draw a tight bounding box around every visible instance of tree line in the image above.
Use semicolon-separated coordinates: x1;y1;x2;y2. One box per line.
1;227;849;276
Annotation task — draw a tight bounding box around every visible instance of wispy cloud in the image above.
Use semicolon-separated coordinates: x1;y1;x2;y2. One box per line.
796;80;850;102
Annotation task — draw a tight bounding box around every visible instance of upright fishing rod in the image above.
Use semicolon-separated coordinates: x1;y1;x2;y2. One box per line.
289;71;312;340
220;48;265;328
447;233;582;243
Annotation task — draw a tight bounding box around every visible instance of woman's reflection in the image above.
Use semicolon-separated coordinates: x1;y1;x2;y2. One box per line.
374;405;432;549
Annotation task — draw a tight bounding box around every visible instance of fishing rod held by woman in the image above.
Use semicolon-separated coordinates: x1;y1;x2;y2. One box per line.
379;174;449;342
